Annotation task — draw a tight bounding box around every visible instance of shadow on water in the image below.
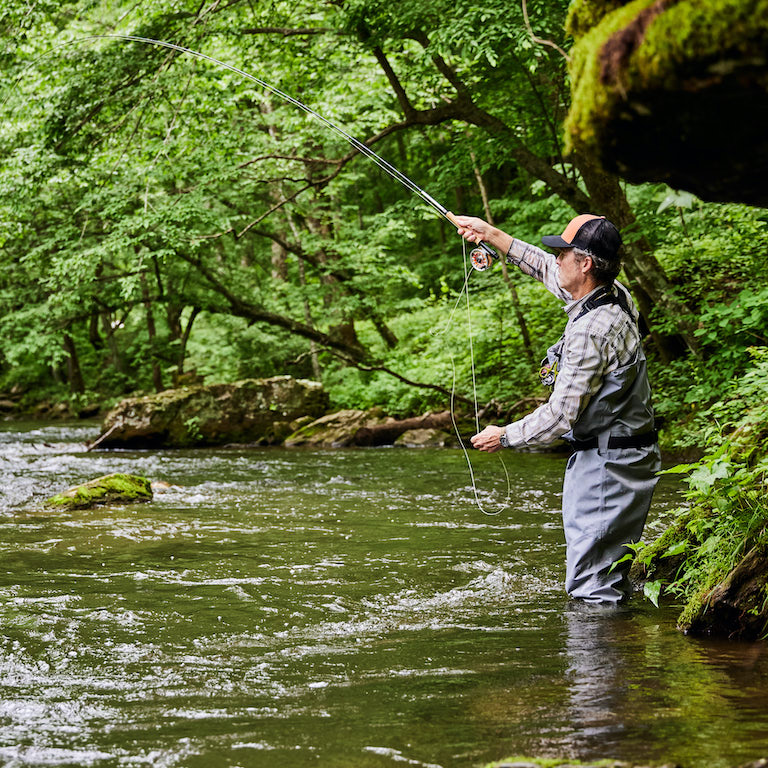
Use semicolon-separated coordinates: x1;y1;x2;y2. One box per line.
0;421;766;767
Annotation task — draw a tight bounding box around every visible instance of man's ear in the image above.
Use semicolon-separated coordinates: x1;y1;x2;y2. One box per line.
580;254;593;275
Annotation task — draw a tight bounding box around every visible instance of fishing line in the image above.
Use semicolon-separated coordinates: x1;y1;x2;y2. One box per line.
12;33;509;513
435;241;510;516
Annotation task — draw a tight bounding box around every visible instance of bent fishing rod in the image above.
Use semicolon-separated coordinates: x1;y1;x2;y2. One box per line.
70;35;498;271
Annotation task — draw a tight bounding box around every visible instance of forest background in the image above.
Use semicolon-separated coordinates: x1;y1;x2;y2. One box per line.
3;0;768;623
2;0;768;455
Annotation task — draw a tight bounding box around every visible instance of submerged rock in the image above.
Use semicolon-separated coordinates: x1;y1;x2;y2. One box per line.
46;473;152;510
95;376;328;449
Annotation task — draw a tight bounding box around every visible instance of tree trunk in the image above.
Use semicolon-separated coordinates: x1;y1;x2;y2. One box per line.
177;307;200;375
471;150;535;367
140;273;165;393
101;313;128;377
62;333;85;394
574;152;700;358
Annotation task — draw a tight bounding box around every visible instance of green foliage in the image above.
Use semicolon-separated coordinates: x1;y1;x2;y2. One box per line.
637;348;768;614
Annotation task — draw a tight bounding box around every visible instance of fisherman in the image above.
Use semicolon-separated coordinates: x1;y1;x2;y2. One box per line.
454;213;660;604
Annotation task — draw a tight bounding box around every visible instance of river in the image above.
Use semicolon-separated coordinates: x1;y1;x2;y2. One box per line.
1;421;767;768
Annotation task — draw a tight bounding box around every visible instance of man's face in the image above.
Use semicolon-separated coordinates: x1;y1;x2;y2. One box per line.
556;248;583;295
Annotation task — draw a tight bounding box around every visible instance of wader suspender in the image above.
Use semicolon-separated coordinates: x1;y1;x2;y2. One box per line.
539;286;634;388
573;285;634;324
568;286;658;452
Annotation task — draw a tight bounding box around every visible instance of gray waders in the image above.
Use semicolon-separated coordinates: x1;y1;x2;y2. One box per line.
545;292;661;604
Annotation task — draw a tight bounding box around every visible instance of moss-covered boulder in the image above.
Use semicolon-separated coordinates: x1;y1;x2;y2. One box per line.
95;376;328;449
566;0;768;207
46;473;152;510
678;542;768;639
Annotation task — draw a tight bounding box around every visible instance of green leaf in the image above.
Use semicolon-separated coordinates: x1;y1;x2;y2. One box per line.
662;540;688;558
643;580;663;608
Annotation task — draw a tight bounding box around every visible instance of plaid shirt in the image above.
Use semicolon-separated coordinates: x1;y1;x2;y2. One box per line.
503;239;641;449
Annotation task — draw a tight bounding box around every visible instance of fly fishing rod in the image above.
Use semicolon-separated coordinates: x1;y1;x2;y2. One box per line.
71;35;499;271
15;33;510;513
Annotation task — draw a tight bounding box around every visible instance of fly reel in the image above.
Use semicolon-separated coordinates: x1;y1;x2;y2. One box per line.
470;244;496;271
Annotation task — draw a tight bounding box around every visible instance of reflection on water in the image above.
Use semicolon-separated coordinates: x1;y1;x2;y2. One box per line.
0;421;766;767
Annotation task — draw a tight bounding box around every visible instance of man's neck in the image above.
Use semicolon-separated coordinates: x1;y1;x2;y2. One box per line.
570;279;602;301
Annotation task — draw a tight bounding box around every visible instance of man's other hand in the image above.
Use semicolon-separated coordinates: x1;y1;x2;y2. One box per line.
470;425;505;453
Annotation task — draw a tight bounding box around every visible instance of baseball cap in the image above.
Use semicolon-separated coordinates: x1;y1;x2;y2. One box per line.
541;214;622;262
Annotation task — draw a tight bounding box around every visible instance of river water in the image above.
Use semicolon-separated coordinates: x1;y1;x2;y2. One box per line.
1;421;767;768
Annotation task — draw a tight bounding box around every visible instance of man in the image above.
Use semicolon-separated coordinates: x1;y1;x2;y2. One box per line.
454;213;660;604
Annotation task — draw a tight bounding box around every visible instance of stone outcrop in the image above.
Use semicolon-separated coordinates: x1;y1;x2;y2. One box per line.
565;0;768;207
395;427;457;448
46;473;152;510
95;376;328;449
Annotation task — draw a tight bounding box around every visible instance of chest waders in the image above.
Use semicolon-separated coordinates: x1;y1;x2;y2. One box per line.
546;286;661;603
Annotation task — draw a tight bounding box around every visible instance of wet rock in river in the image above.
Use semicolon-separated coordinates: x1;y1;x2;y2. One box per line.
46;473;152;510
285;409;460;448
284;408;388;448
395;427;457;448
95;376;328;449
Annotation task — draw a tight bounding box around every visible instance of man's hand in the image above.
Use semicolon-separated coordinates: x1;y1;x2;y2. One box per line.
454;215;514;255
454;215;492;244
470;425;505;453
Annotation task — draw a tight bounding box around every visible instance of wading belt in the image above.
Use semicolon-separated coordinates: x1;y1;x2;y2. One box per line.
569;430;658;452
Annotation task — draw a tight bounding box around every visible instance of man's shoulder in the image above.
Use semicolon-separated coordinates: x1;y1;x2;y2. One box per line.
566;292;636;344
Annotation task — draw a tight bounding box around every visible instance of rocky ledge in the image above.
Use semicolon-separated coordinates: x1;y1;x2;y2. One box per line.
94;376;328;449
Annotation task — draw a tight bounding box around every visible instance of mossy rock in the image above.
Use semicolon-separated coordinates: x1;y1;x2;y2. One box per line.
565;0;768;207
628;506;698;587
678;541;768;639
97;376;329;448
46;473;153;510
